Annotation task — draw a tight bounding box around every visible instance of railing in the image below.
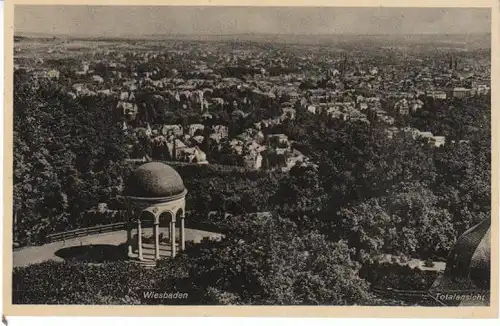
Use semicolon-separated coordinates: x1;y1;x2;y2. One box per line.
45;222;127;243
371;286;438;304
43;217;225;244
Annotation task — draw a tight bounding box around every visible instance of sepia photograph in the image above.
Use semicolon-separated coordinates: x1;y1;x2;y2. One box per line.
2;0;498;318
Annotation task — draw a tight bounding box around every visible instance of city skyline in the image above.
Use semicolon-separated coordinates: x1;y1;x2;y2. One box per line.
15;6;491;37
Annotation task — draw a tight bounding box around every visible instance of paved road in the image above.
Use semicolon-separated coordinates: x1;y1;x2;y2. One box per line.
13;228;222;268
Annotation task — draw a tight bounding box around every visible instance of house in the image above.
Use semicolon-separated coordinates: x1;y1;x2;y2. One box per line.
402;127;421;140
426;90;447;100
418;131;434;140
188;124;205;137
452;87;471;98
161;125;184;137
212;125;229;138
473;84;490;96
97;89;112;96
229;139;244;155
410;99;424;113
281;108;296;120
120;92;129;101
432;136;446;148
178;146;208;164
359;102;368;111
267;134;289;148
243;152;263;170
394;99;410;115
152;135;167;146
46;69;60;80
288;91;300;100
72;83;86;94
211;97;225;107
385;127;400;139
190;135;204;145
92;75;104;84
254;131;265;144
171;139;187;160
82;62;90;74
283;149;306;171
117;101;138;119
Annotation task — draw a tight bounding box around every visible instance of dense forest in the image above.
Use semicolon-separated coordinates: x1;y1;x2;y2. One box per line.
12;73;490;304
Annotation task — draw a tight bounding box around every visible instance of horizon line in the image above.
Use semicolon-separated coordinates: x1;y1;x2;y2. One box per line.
14;31;492;38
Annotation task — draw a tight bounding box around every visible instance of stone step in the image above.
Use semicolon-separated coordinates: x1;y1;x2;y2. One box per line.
128;259;157;267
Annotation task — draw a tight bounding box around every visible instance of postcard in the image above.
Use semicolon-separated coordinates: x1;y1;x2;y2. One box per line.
2;0;498;318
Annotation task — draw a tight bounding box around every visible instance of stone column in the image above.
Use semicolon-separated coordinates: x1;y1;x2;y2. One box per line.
137;220;143;261
180;214;185;251
154;222;160;260
171;220;176;258
127;225;132;256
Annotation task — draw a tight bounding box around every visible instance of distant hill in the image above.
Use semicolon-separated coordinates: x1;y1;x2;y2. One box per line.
13;32;491;48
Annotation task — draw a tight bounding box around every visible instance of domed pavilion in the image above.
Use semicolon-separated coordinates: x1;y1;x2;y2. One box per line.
431;218;491;306
122;162;187;264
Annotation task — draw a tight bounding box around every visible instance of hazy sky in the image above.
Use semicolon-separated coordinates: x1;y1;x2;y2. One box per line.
15;6;491;36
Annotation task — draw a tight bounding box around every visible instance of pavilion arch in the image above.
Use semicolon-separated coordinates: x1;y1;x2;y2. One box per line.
158;211;173;227
157;211;173;247
140;210;155;228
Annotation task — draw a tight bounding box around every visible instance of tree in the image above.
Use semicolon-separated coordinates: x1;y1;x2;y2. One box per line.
338;182;457;261
13;76;129;243
180;214;374;305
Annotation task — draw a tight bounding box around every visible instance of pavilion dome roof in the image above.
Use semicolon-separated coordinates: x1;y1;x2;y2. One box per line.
124;162;185;199
443;218;491;290
431;218;491;304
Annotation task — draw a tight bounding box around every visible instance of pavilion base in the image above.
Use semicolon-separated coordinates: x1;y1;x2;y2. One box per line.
127;243;179;266
126;258;158;268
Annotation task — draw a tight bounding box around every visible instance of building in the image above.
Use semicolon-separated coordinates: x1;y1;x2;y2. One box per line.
82;62;90;74
188;124;205;137
92;75;104;84
394;99;410;115
359;102;369;111
117;101;138;120
402;127;421;140
432;136;446;148
46;69;60;80
122;162;188;266
307;105;317;114
162;125;184;137
430;219;490;306
284;149;306;171
178;146;208;164
426;90;447;100
452;87;471;99
268;134;289;148
282;108;297;120
244;152;263;170
410;99;424;113
384;127;400;139
472;81;490;96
